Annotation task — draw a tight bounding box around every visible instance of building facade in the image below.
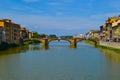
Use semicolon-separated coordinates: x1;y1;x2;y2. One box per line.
0;19;21;44
11;22;21;44
73;34;84;38
20;28;29;39
100;16;120;42
86;30;100;39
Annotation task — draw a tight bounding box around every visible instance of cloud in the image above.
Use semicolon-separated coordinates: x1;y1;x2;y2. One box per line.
23;15;99;34
0;11;99;34
9;5;43;14
23;0;39;2
90;12;120;27
91;12;120;19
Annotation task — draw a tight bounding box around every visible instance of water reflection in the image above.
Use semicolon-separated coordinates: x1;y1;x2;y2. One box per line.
0;45;29;55
100;48;120;64
0;41;70;55
0;44;43;55
0;42;120;80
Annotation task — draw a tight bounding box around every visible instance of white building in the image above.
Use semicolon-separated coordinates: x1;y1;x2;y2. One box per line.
73;34;84;38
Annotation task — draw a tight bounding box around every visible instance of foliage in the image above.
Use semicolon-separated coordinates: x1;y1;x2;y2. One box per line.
60;36;73;38
39;34;46;38
86;40;96;45
32;32;39;38
32;32;46;38
32;32;57;39
48;34;57;38
98;45;120;53
86;39;120;53
0;42;19;50
23;40;40;45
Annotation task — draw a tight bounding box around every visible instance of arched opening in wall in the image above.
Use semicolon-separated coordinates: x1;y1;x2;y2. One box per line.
49;40;70;48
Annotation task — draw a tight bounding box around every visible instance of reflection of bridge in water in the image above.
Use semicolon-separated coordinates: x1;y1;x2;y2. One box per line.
23;38;84;48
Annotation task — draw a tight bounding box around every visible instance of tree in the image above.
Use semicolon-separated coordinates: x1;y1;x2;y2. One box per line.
60;36;73;38
39;34;46;38
48;34;57;38
32;32;40;38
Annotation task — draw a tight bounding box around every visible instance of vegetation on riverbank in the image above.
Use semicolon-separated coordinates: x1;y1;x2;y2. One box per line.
0;42;18;50
86;39;120;53
86;39;96;45
98;45;120;53
0;40;40;51
23;40;40;45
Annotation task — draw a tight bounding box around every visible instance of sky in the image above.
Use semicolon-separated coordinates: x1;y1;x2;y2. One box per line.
0;0;120;36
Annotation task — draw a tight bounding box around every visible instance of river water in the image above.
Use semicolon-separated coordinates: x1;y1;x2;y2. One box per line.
0;41;120;80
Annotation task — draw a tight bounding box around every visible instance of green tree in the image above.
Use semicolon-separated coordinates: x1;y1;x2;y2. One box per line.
32;32;39;38
48;34;57;38
39;34;46;38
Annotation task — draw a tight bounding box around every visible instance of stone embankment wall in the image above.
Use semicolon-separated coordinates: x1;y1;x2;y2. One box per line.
99;41;120;49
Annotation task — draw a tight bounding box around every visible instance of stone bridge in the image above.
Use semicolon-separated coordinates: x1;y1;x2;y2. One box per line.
23;38;84;48
87;38;100;46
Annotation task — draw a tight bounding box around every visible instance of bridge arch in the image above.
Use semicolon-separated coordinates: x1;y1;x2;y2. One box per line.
48;38;72;44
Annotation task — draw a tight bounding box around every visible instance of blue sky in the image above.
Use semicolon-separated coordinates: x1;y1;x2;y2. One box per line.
0;0;120;36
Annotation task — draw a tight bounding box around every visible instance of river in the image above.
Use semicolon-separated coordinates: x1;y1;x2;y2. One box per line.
0;41;120;80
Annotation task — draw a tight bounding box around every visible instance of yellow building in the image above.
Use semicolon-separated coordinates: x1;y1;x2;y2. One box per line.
100;16;120;41
0;19;21;44
106;23;113;40
106;17;117;23
20;27;29;39
0;19;12;44
112;23;120;41
100;24;108;41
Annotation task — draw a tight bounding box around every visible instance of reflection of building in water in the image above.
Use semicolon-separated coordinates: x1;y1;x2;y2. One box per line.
0;45;30;55
100;48;120;64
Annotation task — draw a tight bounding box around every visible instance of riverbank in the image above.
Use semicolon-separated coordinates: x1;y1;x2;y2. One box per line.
99;41;120;53
86;39;120;53
0;40;40;51
99;41;120;48
86;39;96;46
0;42;19;51
98;45;120;53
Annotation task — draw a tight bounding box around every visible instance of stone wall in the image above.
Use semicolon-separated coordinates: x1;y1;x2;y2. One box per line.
99;41;120;49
